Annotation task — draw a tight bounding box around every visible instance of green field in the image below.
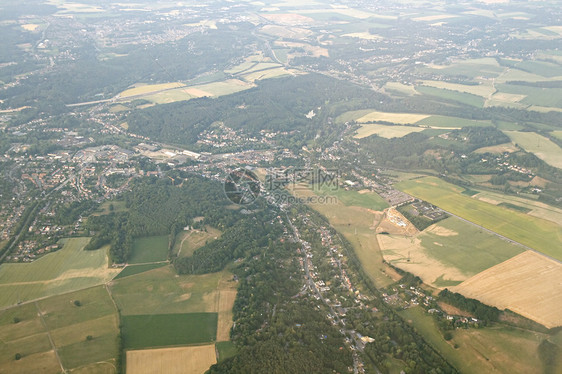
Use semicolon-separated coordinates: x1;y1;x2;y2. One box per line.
110;266;232;315
418;217;524;276
416;85;485;107
0;285;119;373
314;184;389;211
128;235;169;264
0;238;119;308
113;263;167;280
122;313;217;349
416;115;492;128
552;130;562;140
504;131;562;168
216;341;237;362
396;177;562;260
400;306;548;374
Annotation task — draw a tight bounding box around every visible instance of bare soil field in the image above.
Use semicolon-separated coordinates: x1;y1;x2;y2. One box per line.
453;251;562;328
126;345;216;374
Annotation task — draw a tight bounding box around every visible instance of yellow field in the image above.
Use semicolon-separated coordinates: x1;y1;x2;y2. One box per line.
143;80;254;104
241;67;297;82
21;24;39;31
216;290;236;342
420;80;494;97
354;124;425;139
119;83;185;98
0;350;61;374
126;345;216;374
275;41;329;58
453;251;562;328
356;111;430;124
552;130;562;140
504;131;562;168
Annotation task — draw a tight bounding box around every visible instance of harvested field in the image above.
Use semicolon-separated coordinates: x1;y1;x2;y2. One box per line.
119;83;185;98
126;345;216;374
216;290;236;342
474;142;519;154
355;111;429;124
504;131;562;169
453;251;562;328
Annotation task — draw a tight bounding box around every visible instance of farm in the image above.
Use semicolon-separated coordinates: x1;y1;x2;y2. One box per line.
126;345;217;374
119;83;185;98
0;285;120;373
121;313;218;349
453;251;562;329
379;217;524;287
0;238;119;308
396;176;562;261
504;131;562;169
400;307;551;374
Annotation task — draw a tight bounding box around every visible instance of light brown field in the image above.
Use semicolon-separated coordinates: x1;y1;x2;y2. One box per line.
453;251;562;328
342;32;382;40
119;83;185;98
378;235;468;286
376;208;418;236
412;14;458;22
21;24;39;31
216;290;237;342
474;142;519;154
356;111;429;124
260;25;312;39
126;345;216;374
275;41;329;58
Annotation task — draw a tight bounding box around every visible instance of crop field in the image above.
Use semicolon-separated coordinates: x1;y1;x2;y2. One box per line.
0;238;119;308
122;313;218;349
216;290;237;342
453;251;562;328
380;217;524;287
0;285;119;373
355;111;429;124
126;345;217;374
472;190;562;225
419;80;495;97
128;235;169;264
216;341;237;362
552;130;562;140
419;58;504;79
396;176;562;260
173;227;222;258
400;307;548;374
241;67;296;82
504;131;562;168
119;82;185;98
416;85;485;107
497;84;562;108
353;124;425;139
113;263;167;280
342;32;382;40
110;266;236;316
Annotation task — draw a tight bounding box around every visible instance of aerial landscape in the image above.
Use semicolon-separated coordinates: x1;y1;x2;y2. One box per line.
0;0;561;373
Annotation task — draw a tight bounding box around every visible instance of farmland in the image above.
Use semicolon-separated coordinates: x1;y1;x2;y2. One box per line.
355;111;429;124
380;217;524;287
121;313;218;349
0;285;120;373
504;131;562;169
128;235;169;264
0;238;119;308
126;345;217;374
119;83;185;98
400;306;549;374
113;263;167;280
396;177;562;260
453;251;562;328
353;124;425;139
314;184;388;211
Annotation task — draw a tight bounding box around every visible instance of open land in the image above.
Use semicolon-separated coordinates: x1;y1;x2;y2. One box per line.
453;251;562;328
126;345;217;374
504;131;562;169
128;235;169;264
396;176;562;260
0;238;119;308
